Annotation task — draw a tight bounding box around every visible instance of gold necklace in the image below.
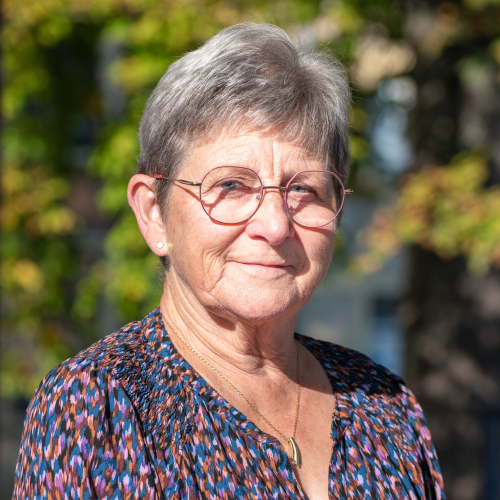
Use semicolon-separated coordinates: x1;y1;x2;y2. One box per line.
162;316;302;467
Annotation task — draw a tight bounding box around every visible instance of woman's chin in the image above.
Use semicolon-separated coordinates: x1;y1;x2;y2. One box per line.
214;284;303;324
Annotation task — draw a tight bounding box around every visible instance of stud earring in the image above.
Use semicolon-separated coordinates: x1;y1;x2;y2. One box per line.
156;242;164;249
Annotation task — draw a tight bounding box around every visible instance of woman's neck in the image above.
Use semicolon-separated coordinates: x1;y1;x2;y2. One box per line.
158;268;333;469
159;271;299;382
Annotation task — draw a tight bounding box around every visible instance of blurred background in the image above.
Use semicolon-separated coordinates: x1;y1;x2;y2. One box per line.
1;0;500;498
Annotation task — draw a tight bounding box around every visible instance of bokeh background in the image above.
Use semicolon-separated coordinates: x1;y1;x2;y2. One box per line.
2;0;500;498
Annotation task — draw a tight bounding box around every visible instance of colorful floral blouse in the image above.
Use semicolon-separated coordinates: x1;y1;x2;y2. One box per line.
13;307;445;499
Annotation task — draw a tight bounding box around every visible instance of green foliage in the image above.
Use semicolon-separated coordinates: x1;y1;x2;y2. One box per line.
353;153;500;275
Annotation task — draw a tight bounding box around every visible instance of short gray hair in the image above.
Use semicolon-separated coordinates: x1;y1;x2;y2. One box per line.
136;23;351;268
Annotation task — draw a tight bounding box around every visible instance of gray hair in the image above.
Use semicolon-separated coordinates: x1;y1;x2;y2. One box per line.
136;23;351;268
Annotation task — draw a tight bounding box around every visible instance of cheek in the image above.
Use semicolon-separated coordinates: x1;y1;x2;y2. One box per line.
165;196;238;279
300;230;335;277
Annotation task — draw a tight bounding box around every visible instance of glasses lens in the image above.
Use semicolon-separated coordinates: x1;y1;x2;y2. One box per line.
200;166;262;223
286;171;344;228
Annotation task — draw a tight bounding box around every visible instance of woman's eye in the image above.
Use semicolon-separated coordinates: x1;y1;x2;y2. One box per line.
289;184;314;195
218;179;250;190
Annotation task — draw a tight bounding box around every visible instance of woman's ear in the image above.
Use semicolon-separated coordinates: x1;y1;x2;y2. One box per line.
127;174;169;256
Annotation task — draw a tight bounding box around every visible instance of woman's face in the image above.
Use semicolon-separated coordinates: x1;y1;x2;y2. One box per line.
163;130;336;323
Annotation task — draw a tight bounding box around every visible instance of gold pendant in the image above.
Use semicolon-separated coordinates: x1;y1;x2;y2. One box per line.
288;437;301;468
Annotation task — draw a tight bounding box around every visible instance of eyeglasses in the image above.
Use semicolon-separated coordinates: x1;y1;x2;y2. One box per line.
152;166;353;228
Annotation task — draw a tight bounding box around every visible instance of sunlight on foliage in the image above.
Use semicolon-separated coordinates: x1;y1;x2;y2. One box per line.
352;153;500;275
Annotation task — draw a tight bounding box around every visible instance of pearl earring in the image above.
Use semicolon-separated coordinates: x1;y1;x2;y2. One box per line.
156;242;164;249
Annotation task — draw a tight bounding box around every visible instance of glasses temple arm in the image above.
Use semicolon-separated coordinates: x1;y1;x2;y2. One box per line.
152;174;201;187
175;179;202;187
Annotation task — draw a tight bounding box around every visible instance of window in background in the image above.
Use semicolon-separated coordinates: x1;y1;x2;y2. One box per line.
368;298;405;376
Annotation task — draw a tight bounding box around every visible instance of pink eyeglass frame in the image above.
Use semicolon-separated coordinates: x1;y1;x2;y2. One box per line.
152;166;353;228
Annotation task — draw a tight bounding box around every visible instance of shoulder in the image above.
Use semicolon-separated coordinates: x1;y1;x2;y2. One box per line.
37;304;169;389
31;317;144;402
23;318;145;436
296;333;405;395
14;313;164;498
297;334;445;494
296;334;427;429
24;306;186;446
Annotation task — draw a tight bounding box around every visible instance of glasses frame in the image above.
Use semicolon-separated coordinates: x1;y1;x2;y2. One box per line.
152;166;353;228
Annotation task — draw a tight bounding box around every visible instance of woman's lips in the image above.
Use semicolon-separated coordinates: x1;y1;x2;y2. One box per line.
230;261;294;272
232;261;289;267
244;263;286;267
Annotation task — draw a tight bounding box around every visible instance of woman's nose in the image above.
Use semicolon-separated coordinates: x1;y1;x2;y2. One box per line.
245;188;294;245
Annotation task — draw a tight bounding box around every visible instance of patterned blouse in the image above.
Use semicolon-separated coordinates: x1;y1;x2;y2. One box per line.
13;307;445;499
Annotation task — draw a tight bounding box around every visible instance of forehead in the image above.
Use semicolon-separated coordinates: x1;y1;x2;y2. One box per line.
182;129;324;178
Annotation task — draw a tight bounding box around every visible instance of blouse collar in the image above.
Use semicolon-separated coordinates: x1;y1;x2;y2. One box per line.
120;306;353;452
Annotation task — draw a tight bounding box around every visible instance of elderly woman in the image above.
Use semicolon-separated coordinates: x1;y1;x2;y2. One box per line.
13;23;444;500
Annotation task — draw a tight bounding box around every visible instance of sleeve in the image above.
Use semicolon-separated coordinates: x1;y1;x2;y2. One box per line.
12;362;159;500
401;383;446;500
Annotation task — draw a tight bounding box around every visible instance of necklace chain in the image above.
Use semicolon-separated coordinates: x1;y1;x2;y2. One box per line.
161;315;301;461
